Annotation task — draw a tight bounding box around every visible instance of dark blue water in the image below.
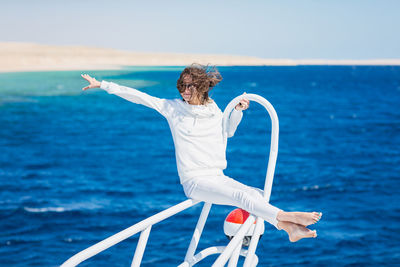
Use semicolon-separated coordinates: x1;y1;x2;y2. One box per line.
1;66;399;266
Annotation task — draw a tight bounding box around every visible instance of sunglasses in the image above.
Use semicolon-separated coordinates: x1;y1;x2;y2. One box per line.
179;83;196;92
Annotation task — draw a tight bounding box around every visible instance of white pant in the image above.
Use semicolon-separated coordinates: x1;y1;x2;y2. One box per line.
182;174;281;229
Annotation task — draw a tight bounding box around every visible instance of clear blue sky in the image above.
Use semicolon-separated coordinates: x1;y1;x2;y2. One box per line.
2;0;399;59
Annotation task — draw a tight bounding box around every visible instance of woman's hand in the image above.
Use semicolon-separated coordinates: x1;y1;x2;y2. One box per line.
235;92;250;111
81;74;101;91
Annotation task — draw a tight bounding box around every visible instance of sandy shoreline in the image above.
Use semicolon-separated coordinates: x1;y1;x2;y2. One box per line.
1;42;400;73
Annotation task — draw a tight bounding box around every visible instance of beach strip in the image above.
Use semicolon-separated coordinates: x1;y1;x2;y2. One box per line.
1;42;400;73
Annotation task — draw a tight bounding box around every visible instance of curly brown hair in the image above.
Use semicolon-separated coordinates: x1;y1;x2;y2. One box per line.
177;63;223;105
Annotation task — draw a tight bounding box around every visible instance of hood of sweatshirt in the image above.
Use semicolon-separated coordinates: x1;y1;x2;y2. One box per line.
177;99;220;118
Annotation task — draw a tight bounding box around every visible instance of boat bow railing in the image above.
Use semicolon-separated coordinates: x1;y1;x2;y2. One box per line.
61;93;279;267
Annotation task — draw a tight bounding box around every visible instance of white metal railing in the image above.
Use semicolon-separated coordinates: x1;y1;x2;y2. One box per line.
61;199;200;267
61;93;279;267
220;93;279;267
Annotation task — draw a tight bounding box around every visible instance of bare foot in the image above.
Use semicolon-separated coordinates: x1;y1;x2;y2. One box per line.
277;221;317;242
277;210;322;227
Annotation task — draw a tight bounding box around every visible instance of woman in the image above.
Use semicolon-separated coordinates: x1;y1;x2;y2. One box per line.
81;63;322;242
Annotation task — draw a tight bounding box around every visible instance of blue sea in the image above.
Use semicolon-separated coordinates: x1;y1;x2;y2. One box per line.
0;66;399;266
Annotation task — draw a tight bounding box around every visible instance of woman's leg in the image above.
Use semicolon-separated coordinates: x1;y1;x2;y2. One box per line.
182;175;320;242
221;176;322;227
183;175;282;229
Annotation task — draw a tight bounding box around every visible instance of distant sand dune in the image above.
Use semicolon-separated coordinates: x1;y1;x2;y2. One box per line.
1;42;399;72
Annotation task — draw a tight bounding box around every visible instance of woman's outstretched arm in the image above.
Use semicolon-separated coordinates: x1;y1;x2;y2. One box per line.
226;94;249;138
81;74;172;118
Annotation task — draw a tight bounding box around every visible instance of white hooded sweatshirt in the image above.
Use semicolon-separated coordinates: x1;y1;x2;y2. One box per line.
100;81;243;184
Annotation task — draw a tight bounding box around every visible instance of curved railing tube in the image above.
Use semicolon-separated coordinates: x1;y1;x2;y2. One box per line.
220;93;279;267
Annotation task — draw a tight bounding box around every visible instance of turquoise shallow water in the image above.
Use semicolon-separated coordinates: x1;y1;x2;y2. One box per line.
0;66;399;266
